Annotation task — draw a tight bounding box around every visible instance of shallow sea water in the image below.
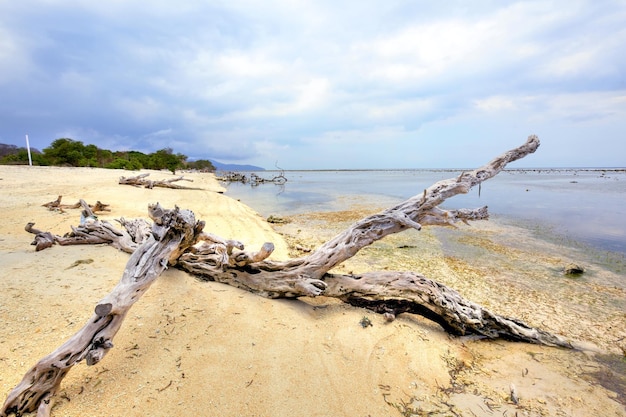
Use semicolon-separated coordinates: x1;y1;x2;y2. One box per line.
221;168;626;304
221;169;626;255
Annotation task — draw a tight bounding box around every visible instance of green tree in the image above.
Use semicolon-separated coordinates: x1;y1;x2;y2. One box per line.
80;144;99;166
2;139;193;172
105;158;142;170
186;159;216;171
43;138;88;166
127;151;149;169
148;148;185;174
96;149;114;166
0;149;29;165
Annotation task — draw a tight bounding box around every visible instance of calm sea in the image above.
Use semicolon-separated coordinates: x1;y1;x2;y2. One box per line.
220;169;626;255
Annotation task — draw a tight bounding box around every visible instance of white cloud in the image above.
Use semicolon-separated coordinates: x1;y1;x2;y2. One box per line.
58;70;94;94
116;96;164;121
366;98;436;120
216;51;285;78
535;91;626;123
287;78;332;113
0;26;35;85
474;96;518;112
1;0;625;168
302;125;412;146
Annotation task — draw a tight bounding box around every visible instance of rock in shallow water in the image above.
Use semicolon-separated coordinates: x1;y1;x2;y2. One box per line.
564;263;585;276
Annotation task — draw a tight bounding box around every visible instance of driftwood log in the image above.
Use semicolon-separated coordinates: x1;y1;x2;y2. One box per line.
177;135;570;346
3;205;203;417
26;199;150;252
118;173;199;189
42;196;110;213
2;135;572;417
217;171;287;186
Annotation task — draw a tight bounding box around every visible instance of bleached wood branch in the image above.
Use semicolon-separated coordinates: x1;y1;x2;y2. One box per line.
2;205;201;417
119;173;199;189
3;135;573;417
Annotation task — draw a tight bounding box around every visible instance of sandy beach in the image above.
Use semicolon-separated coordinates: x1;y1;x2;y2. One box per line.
1;165;624;417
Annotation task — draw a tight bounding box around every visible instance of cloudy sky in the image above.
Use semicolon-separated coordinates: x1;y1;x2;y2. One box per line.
1;1;625;169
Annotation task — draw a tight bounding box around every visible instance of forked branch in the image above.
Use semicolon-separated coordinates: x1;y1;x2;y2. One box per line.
119;173;200;189
3;135;573;417
176;135;570;347
2;206;202;417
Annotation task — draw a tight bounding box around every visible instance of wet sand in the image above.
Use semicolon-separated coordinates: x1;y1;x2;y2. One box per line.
0;165;624;416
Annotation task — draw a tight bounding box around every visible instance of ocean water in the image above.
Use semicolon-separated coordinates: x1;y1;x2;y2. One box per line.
220;169;626;255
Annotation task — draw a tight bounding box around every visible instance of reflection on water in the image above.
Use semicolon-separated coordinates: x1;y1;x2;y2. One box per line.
221;169;626;255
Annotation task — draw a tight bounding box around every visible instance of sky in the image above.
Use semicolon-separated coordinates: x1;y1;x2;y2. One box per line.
1;1;625;169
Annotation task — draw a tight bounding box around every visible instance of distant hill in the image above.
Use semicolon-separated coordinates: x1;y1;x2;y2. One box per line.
210;159;265;171
0;143;41;157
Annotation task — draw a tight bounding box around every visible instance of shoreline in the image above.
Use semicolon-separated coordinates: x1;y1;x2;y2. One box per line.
235;167;626;172
1;165;625;416
220;168;626;255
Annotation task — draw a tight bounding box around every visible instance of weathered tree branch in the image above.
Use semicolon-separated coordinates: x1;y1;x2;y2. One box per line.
179;136;539;293
42;196;111;213
3;135;573;417
2;205;202;417
324;271;571;347
119;173;200;189
26;200;150;253
217;171;287;186
178;136;569;347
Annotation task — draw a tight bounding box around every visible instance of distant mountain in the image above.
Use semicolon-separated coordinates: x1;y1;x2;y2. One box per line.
209;159;265;171
0;143;41;157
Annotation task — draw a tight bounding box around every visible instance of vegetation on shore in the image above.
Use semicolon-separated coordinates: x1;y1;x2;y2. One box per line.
0;138;215;173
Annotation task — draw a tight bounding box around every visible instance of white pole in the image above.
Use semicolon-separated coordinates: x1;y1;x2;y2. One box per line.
25;134;33;166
